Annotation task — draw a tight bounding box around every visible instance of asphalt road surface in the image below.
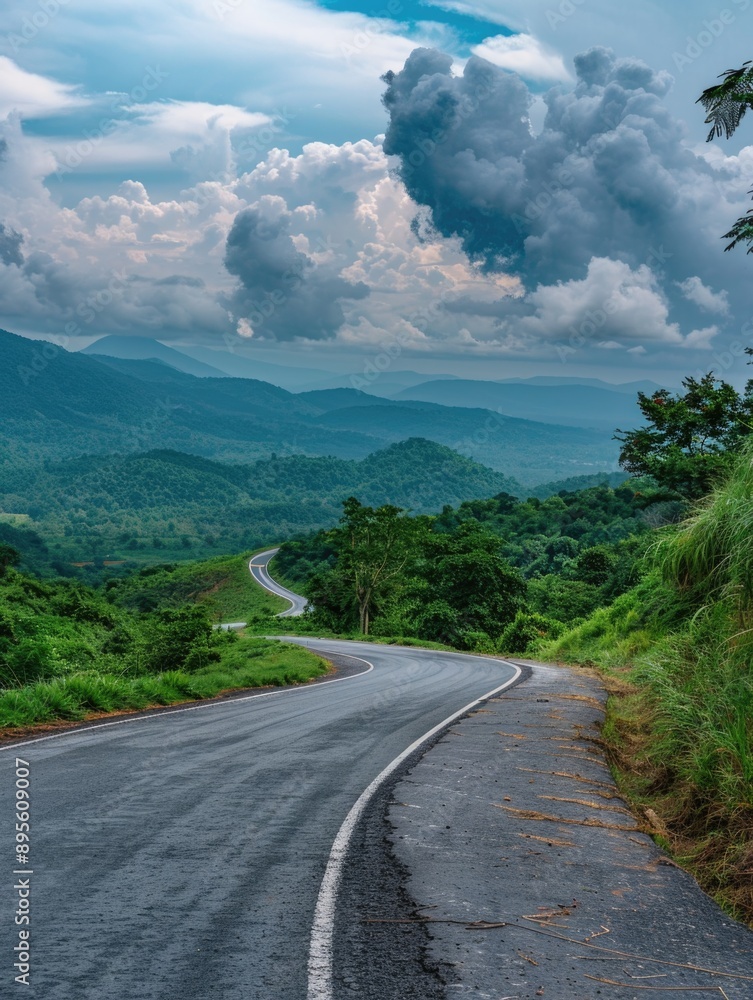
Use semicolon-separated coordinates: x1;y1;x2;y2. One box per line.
0;639;520;999
249;548;308;617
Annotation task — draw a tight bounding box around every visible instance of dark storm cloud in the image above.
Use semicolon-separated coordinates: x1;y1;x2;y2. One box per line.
381;46;698;283
224;204;369;340
381;46;753;348
0;222;23;267
382;48;534;270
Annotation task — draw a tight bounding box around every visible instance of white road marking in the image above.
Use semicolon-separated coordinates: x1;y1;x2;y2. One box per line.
249;550;306;616
306;658;524;1000
0;650;374;752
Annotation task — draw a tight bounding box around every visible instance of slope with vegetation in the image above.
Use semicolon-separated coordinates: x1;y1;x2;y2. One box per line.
0;549;327;732
543;442;753;922
0;439;521;573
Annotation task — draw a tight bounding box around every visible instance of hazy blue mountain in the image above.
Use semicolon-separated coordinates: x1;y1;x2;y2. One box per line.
0;328;376;463
311;402;619;485
296;369;460;395
494;376;669;394
177;344;338;388
295;388;396;410
390;379;647;430
181;344;460;395
82;335;228;378
0;329;622;485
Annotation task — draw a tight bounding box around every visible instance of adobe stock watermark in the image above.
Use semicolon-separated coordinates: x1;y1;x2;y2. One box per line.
671;0;751;72
695;312;753;381
338;0;404;61
54;66;169;179
233;107;297;170
546;0;588;30
212;0;247;18
4;0;70;53
12;758;32;987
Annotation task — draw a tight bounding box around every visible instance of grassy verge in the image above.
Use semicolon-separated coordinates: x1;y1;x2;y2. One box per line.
0;637;328;732
538;574;753;927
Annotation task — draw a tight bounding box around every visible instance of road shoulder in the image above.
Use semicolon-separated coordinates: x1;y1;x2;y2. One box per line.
384;660;753;998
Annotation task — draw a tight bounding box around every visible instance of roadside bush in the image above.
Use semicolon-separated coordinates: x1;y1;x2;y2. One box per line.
499;612;565;654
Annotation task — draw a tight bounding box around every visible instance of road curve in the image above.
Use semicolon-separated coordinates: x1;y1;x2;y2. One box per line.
249;547;308;617
0;639;521;999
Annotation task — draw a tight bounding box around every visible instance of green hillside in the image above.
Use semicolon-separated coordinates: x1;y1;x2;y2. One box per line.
0;438;521;571
540;442;753;922
0;563;326;732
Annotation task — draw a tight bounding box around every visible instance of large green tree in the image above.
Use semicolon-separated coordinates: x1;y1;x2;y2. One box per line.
313;497;417;635
418;522;525;643
698;61;753;251
615;374;753;499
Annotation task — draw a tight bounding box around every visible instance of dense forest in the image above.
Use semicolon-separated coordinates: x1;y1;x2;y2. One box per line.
273;480;665;647
0;439;522;571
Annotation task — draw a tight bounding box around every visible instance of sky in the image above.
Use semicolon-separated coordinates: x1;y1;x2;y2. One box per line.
0;0;752;384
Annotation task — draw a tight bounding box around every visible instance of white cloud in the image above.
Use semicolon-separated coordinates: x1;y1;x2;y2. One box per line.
518;257;718;350
472;33;571;82
44;99;272;176
677;275;730;315
0;57;87;119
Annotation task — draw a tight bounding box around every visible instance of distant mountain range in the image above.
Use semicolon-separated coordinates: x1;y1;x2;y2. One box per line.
390;379;659;431
1;329;626;485
83;335;459;396
80;336;664;413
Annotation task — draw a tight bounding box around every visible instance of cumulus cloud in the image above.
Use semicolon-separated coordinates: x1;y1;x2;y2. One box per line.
677;276;730;315
472;34;571;82
516;257;716;351
2;37;753;370
224;196;369;341
380;45;753;355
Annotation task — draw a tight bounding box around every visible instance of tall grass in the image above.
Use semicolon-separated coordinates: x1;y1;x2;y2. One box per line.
541;442;753;923
655;443;753;617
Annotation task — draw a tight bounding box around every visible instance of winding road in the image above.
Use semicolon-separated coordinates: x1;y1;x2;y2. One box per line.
249;548;308;617
1;616;520;997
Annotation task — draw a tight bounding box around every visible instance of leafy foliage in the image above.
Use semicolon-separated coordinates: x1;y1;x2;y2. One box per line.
615;374;753;499
698;61;753;251
293;500;527;646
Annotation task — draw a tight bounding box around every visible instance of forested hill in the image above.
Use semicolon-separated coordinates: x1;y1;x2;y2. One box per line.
0;439;521;564
0;329;618;484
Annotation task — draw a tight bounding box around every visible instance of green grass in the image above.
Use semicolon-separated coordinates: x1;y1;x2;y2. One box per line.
0;637;328;731
112;549;288;621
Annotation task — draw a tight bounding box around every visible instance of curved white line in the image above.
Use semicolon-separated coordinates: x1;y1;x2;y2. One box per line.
306;659;523;1000
249;549;305;617
0;649;374;752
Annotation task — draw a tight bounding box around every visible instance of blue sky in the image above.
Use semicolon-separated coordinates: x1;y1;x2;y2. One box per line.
0;0;752;383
